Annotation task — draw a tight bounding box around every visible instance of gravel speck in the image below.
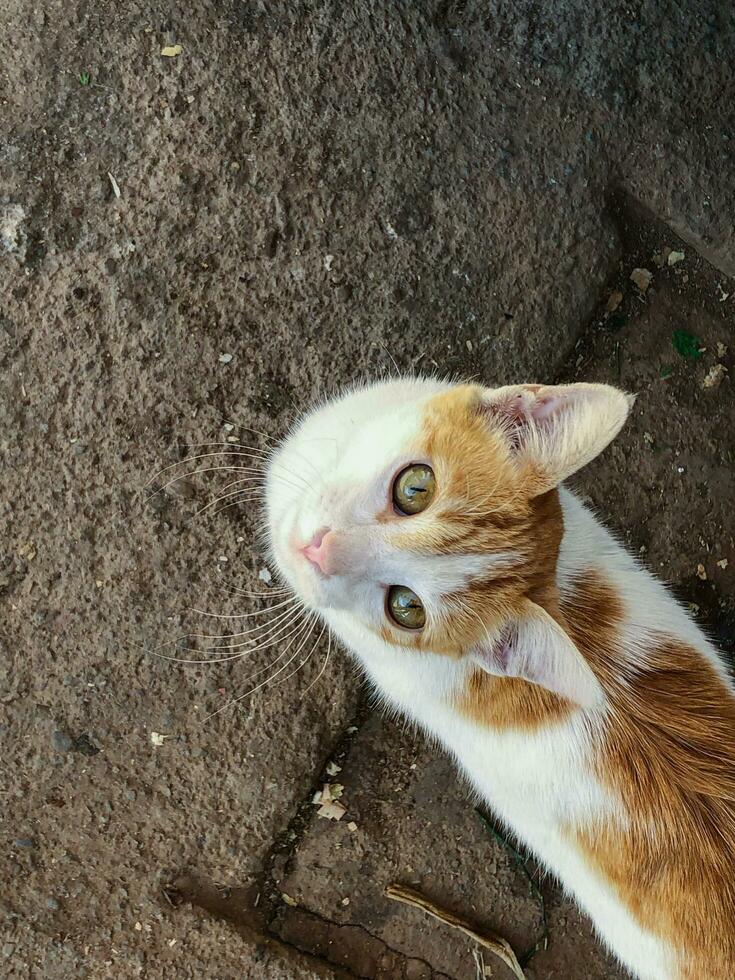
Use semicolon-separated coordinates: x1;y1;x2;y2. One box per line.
73;732;100;756
0;203;27;259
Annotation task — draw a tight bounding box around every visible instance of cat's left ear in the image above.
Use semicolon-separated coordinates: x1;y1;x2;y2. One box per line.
481;382;634;494
472;602;603;709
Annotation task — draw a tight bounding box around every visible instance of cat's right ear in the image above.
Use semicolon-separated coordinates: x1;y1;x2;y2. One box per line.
480;382;634;494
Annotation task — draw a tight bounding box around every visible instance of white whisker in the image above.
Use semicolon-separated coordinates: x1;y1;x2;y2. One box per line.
149;604;307;665
145;450;271;491
264;620;325;694
206;475;268;497
223;583;289;599
203;615;323;721
175;442;317;495
217;422;279;447
147;464;267;499
300;629;332;697
195;486;267;519
181;440;273;457
190;594;296;620
187;600;300;645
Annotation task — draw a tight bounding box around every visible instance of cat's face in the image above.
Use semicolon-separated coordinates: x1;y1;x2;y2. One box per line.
266;377;632;683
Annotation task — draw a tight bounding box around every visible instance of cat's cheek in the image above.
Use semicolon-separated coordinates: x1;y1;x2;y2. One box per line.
322;581;380;618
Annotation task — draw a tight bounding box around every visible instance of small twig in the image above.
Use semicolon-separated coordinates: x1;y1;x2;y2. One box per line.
472;947;486;979
384;882;526;980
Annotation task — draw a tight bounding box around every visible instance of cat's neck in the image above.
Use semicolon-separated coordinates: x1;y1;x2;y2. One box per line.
556;488;724;677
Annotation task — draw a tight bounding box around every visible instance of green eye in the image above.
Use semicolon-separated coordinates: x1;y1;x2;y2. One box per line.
392;463;436;515
387;585;426;630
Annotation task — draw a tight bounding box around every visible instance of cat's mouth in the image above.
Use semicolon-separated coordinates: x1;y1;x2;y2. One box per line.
277;518;380;615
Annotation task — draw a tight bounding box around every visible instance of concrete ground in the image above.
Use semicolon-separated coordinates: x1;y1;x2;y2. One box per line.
1;2;733;978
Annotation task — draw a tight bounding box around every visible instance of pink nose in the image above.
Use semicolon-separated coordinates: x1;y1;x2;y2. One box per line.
300;527;333;575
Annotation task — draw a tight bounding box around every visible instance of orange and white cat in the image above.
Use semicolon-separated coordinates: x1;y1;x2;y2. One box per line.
266;378;735;980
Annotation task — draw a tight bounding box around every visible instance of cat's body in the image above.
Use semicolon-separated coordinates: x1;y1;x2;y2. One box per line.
340;487;722;980
266;377;735;979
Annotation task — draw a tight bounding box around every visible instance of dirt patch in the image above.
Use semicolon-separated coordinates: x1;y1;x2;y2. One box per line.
565;196;735;657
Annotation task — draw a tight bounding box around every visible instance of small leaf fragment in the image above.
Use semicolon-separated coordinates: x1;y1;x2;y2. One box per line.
314;783;344;806
317;801;347;820
630;268;653;292
702;364;728;389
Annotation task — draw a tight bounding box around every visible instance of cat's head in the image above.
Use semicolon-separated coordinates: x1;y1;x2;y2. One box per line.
266;377;632;707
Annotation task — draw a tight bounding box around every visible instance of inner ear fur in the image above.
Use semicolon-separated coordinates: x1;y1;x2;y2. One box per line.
480;382;634;494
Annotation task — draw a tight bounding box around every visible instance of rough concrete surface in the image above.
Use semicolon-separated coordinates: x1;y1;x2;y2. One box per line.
1;2;733;978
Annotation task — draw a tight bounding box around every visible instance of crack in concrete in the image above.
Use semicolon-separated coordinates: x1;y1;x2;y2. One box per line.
273;903;453;980
162;873;357;979
259;694;374;923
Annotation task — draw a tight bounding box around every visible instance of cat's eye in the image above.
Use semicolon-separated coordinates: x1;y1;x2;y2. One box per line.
392;463;436;515
387;585;426;630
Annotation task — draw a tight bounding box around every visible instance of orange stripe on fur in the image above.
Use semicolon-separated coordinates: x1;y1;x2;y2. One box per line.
448;531;735;976
459;668;570;729
561;571;735;978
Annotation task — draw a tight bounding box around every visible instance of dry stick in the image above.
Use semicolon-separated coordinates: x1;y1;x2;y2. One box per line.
384;883;527;980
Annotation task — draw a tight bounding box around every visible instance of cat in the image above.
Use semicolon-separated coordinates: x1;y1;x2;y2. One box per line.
265;377;735;980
